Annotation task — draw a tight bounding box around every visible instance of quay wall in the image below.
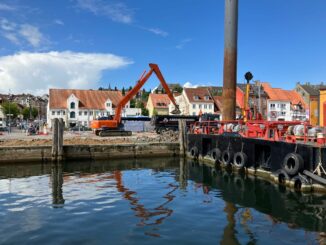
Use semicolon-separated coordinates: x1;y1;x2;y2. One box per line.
0;143;179;163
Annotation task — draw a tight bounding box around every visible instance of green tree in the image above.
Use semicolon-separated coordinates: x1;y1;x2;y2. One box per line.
114;86;118;91
135;100;149;116
122;87;125;95
130;99;136;108
173;84;183;93
22;107;38;119
1;102;20;118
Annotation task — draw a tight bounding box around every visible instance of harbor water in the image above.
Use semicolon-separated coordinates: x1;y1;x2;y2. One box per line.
0;158;325;244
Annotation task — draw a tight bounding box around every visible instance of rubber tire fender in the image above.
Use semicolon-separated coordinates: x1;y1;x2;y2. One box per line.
282;153;304;176
275;169;290;185
221;150;233;166
190;146;199;159
211;148;221;163
291;175;310;191
233;152;248;168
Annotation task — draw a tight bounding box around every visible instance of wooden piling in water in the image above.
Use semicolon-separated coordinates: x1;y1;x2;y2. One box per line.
52;118;59;161
58;118;64;161
178;119;187;156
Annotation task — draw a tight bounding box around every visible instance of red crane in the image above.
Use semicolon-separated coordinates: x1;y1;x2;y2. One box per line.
91;63;180;136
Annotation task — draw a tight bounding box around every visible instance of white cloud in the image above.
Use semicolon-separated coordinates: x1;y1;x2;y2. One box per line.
0;51;133;95
19;24;44;47
3;32;20;45
54;19;64;25
0;18;16;31
0;3;15;11
145;28;168;37
183;82;199;88
176;38;192;49
75;0;133;24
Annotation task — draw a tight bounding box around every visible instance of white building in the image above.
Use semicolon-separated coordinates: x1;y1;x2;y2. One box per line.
169;88;214;116
0;106;6;128
47;89;141;128
262;83;307;121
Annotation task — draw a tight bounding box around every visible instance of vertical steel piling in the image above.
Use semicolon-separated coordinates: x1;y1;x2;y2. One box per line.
222;0;238;120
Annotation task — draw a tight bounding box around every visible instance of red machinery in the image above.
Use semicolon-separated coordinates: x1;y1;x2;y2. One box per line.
91;63;180;136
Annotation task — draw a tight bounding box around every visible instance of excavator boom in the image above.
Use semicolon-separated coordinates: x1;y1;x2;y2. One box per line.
91;64;180;136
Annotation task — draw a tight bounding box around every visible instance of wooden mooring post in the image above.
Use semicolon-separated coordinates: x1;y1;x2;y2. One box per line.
178;119;187;156
52;118;64;162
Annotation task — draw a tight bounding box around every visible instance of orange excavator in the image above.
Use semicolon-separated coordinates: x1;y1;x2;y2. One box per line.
91;63;181;136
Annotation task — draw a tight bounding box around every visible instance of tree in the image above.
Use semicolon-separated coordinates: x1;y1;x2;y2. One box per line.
136;100;149;116
129;86;132;91
173;84;183;93
130;99;136;108
1;102;20;118
114;86;118;91
122;87;125;95
22;107;38;120
152;109;158;116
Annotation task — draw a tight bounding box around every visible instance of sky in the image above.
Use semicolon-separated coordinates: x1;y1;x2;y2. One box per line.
0;0;326;95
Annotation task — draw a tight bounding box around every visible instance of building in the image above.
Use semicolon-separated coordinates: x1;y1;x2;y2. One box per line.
295;82;326;126
262;83;307;121
47;89;140;128
319;88;326;126
171;88;215;116
146;93;171;117
0;105;6;128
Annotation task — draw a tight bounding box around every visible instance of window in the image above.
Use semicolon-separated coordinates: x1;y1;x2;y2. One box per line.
204;104;207;109
79;111;82;116
192;104;196;109
281;111;286;116
209;104;212;109
70;111;76;118
194;96;199;100
84;111;87;116
106;102;111;107
63;111;65;115
199;104;202;109
270;104;275;108
57;111;60;116
205;96;210;100
70;102;75;109
52;111;55;115
90;111;93;116
281;104;286;109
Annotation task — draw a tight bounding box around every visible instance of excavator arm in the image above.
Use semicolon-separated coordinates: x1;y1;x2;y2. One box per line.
114;63;180;123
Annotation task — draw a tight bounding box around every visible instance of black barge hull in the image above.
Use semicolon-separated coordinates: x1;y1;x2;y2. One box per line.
187;133;326;192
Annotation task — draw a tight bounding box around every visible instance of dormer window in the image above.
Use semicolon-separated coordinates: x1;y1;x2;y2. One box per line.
194;95;199;100
106;102;111;107
70;102;75;109
204;96;210;100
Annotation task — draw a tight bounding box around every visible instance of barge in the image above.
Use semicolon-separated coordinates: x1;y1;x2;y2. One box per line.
186;119;326;192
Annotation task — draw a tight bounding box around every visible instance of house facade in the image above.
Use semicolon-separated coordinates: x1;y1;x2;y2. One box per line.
146;93;171;117
262;83;307;121
170;88;215;116
47;89;140;128
0;106;6;128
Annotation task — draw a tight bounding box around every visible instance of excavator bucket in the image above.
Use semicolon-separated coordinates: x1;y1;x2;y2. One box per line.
170;106;181;114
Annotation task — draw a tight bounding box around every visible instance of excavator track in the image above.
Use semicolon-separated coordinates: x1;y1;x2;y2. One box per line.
98;130;132;137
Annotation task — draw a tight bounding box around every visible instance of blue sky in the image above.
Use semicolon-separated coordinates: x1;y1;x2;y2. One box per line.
0;0;326;94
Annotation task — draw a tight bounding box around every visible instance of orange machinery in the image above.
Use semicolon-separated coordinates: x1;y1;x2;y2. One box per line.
91;63;180;136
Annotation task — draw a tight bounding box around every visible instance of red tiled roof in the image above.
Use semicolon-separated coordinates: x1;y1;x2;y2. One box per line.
49;89;123;109
261;82;307;108
148;93;170;108
184;88;213;103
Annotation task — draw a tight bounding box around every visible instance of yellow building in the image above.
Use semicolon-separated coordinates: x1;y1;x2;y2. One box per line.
146;93;170;117
310;97;318;126
319;89;326;126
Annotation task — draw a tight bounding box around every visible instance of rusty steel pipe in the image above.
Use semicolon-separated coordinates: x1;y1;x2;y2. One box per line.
222;0;238;120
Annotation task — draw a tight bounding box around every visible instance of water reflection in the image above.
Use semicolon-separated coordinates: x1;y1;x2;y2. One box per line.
51;163;65;208
1;158;326;244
